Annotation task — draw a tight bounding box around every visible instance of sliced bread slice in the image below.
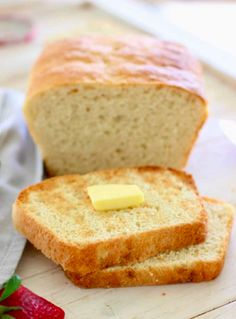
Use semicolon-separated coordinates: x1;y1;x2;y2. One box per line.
12;167;206;276
66;198;234;288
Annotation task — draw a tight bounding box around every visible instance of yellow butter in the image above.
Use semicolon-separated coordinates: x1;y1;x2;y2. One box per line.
87;184;144;211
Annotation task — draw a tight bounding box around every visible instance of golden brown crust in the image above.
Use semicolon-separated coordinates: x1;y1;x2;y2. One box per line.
13;200;206;275
12;166;207;276
65;200;233;288
25;36;206;103
65;259;224;288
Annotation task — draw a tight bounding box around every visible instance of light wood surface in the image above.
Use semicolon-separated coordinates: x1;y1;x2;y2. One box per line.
198;302;236;319
1;1;236;318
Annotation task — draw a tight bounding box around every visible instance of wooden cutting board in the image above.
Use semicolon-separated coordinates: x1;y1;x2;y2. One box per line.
16;118;236;319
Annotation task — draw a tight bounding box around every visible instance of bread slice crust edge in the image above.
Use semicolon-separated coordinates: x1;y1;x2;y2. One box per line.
12;166;207;276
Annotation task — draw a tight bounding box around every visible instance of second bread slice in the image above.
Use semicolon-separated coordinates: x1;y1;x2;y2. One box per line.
13;167;207;275
66;198;233;287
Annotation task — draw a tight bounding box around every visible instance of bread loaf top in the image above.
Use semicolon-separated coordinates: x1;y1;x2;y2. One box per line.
26;36;206;101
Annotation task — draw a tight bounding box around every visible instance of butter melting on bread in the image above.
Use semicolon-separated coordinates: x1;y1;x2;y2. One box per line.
87;184;144;211
23;36;207;175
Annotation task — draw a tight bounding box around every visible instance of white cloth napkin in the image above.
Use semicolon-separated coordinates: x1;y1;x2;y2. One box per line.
0;89;43;285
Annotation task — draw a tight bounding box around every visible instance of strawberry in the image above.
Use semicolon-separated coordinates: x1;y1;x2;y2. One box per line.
0;275;65;319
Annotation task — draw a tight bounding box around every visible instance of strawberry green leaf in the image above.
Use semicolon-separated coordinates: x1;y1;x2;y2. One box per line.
0;305;21;315
0;275;22;302
1;315;16;319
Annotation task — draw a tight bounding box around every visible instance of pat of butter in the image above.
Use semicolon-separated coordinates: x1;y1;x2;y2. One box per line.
87;184;144;211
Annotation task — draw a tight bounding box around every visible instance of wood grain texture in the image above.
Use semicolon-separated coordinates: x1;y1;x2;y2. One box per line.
196;301;236;318
1;1;236;318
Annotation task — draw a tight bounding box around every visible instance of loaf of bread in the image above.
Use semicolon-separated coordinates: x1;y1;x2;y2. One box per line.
66;198;234;288
12;167;207;276
24;36;207;175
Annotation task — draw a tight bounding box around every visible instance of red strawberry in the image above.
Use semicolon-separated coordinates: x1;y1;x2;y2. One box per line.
0;283;64;319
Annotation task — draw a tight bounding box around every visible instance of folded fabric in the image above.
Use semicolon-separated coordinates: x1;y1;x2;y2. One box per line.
0;89;42;284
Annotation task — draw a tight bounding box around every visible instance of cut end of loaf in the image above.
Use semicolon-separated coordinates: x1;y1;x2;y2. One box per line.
25;85;207;176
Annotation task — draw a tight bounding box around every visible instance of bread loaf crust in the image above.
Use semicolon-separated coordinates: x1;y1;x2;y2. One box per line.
23;36;208;175
25;36;206;102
